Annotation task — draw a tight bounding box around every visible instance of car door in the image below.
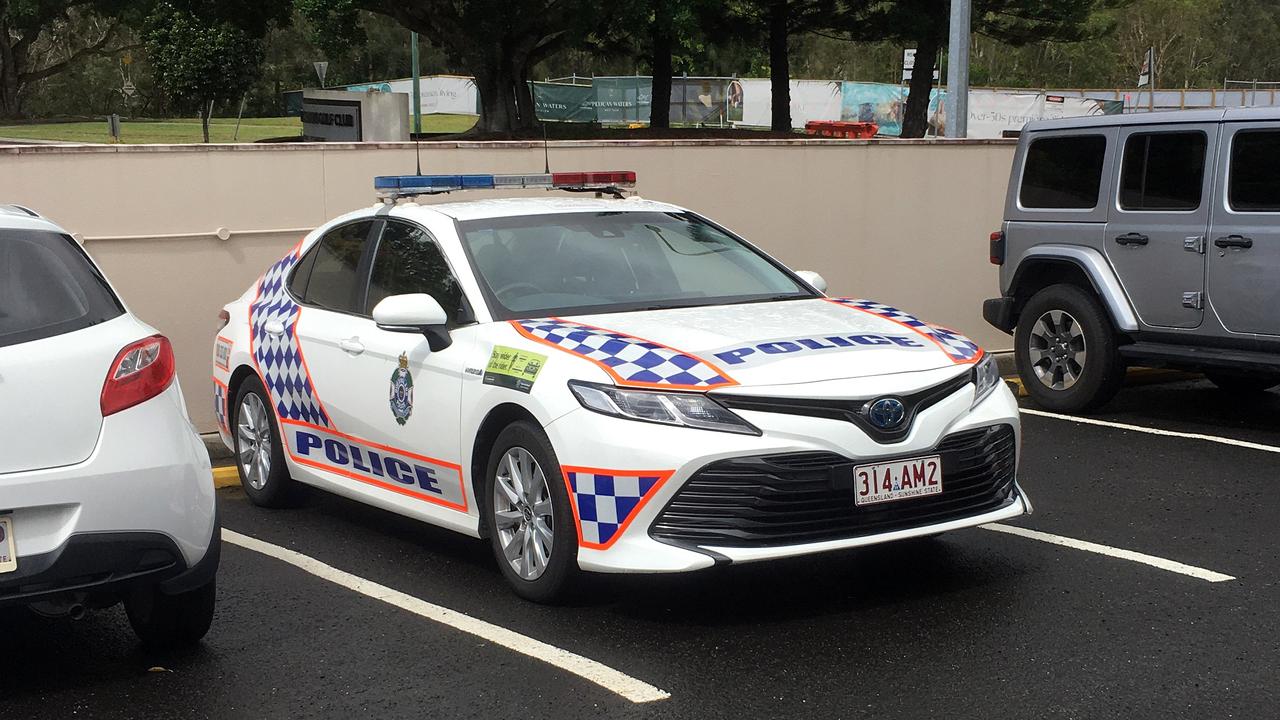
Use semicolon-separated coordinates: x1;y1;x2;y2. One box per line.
1206;123;1280;337
300;218;475;516
1104;124;1217;329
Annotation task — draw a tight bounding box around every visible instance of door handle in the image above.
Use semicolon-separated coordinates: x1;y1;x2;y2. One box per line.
1214;234;1253;249
264;320;285;337
339;337;365;355
1114;232;1150;246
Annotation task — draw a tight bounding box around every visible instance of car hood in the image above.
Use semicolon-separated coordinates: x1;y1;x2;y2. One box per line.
518;298;983;390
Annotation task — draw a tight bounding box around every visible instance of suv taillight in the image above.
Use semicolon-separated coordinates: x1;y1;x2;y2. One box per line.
989;230;1006;265
101;335;176;417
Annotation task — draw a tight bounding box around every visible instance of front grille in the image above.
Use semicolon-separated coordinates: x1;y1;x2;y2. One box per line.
650;424;1017;548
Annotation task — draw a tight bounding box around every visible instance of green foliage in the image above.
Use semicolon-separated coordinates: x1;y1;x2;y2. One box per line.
143;3;264;113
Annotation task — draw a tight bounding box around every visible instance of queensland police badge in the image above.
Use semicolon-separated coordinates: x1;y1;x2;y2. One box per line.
389;353;414;425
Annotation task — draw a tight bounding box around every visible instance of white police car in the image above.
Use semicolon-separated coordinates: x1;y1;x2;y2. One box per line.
213;171;1029;601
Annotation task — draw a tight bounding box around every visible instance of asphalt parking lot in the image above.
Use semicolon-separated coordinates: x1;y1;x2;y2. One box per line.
3;376;1278;720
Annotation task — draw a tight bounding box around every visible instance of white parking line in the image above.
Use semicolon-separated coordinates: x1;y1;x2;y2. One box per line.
221;529;670;704
1020;408;1280;454
982;523;1236;583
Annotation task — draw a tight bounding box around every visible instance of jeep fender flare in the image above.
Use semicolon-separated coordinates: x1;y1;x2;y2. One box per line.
1010;245;1139;332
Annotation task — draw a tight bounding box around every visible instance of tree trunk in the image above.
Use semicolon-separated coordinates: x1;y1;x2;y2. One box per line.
473;61;521;133
0;33;24;119
767;0;791;133
901;33;940;139
649;0;673;129
513;57;537;131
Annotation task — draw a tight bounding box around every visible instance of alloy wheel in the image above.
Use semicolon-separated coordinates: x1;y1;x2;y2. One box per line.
1028;309;1088;390
492;446;554;581
237;393;273;490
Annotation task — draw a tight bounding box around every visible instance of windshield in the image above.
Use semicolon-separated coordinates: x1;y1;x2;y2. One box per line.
459;211;813;318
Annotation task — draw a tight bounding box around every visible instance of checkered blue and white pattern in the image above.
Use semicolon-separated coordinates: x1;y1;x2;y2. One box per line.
566;471;663;547
828;298;981;363
249;250;331;426
213;383;228;433
514;318;734;388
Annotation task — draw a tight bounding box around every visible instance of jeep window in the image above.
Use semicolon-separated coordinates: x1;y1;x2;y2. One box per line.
1229;130;1280;212
1019;135;1107;210
1119;132;1206;211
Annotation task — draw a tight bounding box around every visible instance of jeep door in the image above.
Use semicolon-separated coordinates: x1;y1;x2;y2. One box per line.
1206;121;1280;337
1103;124;1217;330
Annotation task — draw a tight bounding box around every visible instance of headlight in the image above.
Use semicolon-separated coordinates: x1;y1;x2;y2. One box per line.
568;380;760;435
971;353;1002;408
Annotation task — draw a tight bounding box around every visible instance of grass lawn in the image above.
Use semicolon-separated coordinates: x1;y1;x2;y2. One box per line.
0;114;477;144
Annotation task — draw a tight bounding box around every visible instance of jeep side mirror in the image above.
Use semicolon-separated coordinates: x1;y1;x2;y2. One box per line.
372;293;452;352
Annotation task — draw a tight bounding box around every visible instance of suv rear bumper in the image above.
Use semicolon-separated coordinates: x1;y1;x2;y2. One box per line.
983;296;1016;333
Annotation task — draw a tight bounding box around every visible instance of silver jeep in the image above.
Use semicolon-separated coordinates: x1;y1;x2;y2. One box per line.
985;107;1280;411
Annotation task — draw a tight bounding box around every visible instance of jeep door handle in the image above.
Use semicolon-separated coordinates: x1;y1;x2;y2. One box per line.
1214;235;1254;249
1114;232;1150;246
339;337;365;355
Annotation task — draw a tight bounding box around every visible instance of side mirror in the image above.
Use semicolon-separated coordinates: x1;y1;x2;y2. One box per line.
795;270;828;294
372;293;452;352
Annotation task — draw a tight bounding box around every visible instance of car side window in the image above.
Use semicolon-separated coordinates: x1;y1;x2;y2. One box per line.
1119;132;1206;211
366;220;466;327
1019;135;1107;210
1229;130;1280;212
297;221;374;313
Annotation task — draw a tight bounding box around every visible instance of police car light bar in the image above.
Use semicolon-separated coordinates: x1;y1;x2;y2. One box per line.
374;171;636;198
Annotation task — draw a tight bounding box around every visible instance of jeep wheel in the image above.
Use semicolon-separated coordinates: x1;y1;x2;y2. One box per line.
1206;371;1280;394
1015;284;1124;412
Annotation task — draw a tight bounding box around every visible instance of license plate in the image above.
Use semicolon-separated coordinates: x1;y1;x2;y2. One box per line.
854;455;942;506
0;516;15;574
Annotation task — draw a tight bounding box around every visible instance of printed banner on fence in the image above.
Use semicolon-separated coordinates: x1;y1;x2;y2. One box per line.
740;79;842;129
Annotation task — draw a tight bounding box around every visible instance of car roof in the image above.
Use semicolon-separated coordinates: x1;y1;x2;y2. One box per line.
395;196;688;223
1023;105;1280;133
0;205;67;234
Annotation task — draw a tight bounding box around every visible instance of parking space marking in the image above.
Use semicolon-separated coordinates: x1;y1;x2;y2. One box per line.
982;523;1236;583
221;529;671;704
1021;408;1280;454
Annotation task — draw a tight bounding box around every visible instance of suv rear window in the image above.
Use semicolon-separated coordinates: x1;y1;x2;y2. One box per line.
1229;130;1280;212
1119;132;1206;211
0;229;124;348
1019;135;1107;209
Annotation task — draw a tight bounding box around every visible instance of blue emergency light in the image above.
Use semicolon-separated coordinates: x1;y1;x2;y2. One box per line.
374;171;636;198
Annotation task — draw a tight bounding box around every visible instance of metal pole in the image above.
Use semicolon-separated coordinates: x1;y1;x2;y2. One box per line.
410;31;422;136
945;0;971;138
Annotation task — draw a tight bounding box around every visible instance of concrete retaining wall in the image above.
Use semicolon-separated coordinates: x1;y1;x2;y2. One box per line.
0;139;1018;433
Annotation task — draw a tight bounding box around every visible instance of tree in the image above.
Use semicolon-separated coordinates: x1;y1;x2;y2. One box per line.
144;5;259;141
836;0;1120;137
717;0;837;132
0;0;138;118
299;0;615;133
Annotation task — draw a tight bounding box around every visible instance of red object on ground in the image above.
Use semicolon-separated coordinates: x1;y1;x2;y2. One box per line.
804;120;880;139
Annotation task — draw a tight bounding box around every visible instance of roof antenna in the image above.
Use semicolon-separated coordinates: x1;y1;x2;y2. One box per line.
542;124;550;174
415;130;423;176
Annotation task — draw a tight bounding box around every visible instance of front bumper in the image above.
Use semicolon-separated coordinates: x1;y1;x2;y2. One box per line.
0;382;217;602
545;369;1029;573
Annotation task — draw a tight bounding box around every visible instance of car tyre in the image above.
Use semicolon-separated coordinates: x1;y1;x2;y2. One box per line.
1205;371;1280;394
1015;283;1124;412
232;376;304;507
124;578;216;648
484;421;579;603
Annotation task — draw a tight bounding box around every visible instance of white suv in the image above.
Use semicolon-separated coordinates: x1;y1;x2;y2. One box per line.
0;205;218;646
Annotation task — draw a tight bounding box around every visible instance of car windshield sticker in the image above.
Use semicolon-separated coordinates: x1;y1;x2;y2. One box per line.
390;353;414;425
284;420;468;512
484;345;547;394
709;332;930;367
511;317;737;389
562;466;673;550
249;244;332;426
826;298;983;364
